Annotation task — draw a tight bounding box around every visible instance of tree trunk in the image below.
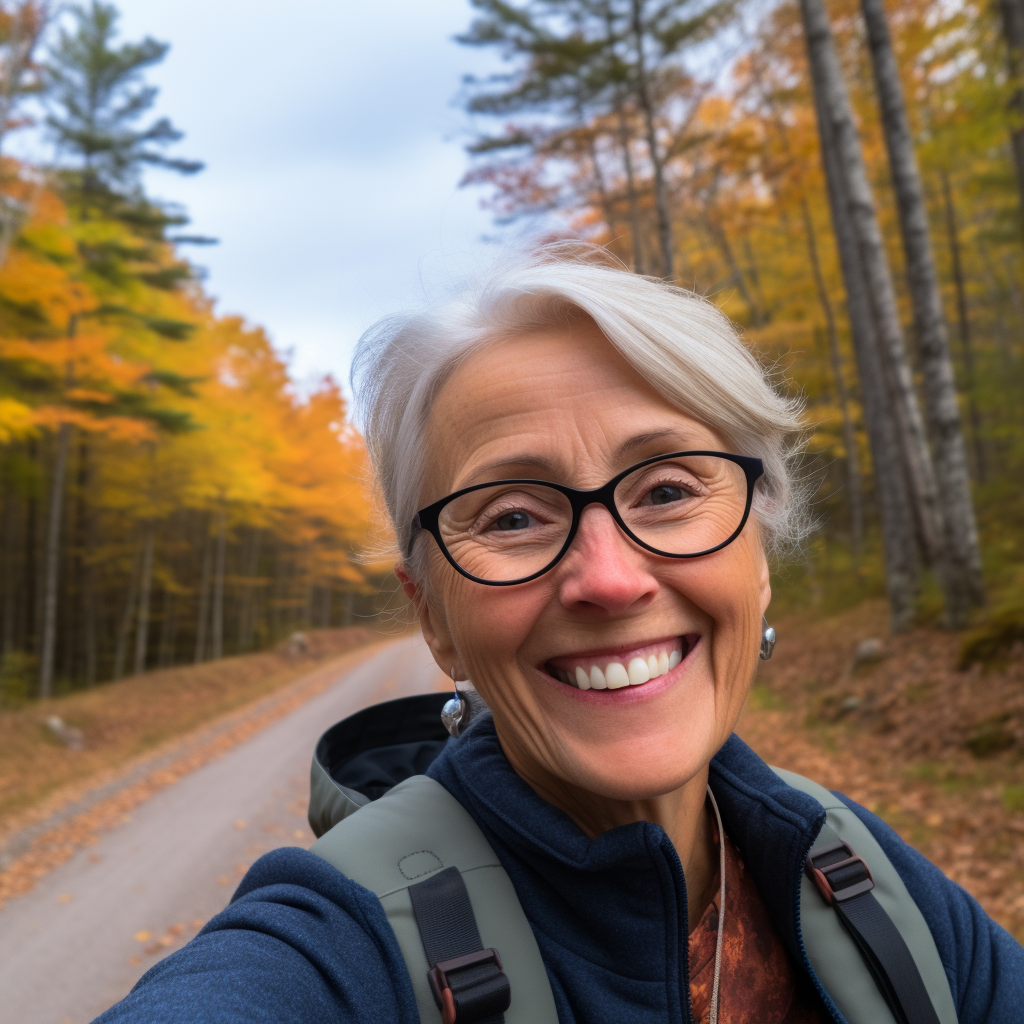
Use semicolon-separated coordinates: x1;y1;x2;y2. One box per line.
999;0;1024;240
939;169;985;481
800;197;864;557
211;506;227;660
801;0;954;617
630;0;674;278
158;588;178;668
860;0;985;621
238;527;262;652
113;545;141;681
132;522;155;676
741;235;771;324
584;127;620;250
1;468;15;657
194;519;212;663
615;105;646;273
705;214;764;325
806;17;920;630
38;421;70;699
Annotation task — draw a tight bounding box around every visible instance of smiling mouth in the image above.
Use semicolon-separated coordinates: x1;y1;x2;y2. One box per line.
544;635;698;691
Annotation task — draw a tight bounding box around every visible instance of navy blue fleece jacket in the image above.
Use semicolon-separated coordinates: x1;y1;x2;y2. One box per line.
94;721;1024;1023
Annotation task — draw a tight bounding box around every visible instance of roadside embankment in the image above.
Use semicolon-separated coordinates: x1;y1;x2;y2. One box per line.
0;627;385;850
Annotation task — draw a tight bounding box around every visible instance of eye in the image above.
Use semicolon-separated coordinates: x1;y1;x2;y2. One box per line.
494;510;532;531
648;484;683;505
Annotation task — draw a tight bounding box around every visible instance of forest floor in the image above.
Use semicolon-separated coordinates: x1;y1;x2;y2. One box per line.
740;599;1024;942
0;625;387;868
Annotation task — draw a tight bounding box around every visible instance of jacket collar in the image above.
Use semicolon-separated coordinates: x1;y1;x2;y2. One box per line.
428;718;829;1022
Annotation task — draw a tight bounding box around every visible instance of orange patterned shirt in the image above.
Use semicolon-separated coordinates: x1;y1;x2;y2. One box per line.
688;829;833;1024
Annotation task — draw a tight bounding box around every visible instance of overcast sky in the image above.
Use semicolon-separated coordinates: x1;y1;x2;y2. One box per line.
104;0;506;392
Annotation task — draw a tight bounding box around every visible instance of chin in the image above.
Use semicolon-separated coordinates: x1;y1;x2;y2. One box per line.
559;733;715;803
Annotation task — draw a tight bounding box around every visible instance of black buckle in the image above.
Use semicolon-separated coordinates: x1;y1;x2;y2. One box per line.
806;839;875;903
427;948;509;1024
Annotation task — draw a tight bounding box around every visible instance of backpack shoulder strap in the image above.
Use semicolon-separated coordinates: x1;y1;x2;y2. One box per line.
772;767;957;1024
309;774;559;1024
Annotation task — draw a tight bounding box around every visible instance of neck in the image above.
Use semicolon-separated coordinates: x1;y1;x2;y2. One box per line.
505;749;720;933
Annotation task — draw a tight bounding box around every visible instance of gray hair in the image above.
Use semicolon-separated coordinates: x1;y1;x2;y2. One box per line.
351;243;808;580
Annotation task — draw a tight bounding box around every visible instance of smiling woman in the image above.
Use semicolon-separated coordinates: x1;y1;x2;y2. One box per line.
93;245;1023;1024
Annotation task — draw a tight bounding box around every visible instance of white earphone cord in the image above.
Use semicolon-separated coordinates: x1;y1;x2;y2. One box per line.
706;785;726;1024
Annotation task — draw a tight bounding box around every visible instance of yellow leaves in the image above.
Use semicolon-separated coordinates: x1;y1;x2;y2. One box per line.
0;397;35;442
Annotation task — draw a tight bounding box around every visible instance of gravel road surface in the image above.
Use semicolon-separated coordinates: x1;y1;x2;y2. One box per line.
0;636;447;1024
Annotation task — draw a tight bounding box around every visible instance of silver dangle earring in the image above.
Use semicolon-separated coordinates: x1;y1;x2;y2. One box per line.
759;616;776;661
441;668;471;739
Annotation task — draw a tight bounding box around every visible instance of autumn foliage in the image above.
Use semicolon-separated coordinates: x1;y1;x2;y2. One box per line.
0;8;379;698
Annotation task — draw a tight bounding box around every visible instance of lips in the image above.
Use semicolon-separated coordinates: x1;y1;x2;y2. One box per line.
545;635;697;691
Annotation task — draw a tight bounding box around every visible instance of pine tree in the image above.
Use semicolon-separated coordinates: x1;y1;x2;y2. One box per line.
43;1;200;207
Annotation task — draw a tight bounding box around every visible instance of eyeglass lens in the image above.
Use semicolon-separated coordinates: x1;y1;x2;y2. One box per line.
436;454;748;583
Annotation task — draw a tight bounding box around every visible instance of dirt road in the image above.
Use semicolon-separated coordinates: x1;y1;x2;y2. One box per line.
0;636;447;1024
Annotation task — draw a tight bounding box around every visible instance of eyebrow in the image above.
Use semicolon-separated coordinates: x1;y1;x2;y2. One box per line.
613;429;693;460
465;429;697;484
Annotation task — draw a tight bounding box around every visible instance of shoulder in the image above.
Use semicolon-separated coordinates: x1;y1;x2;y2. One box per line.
832;791;1024;1023
91;847;419;1024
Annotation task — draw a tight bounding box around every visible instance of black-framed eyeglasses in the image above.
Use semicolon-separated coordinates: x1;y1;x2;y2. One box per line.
407;451;764;586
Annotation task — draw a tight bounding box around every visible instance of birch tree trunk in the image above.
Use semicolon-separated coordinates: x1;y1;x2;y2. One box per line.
806;17;920;630
38;420;70;699
630;0;674;277
940;170;985;481
999;0;1024;240
132;522;154;676
800;0;955;619
860;0;985;620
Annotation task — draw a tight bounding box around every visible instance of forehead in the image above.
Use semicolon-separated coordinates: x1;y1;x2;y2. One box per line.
422;318;722;502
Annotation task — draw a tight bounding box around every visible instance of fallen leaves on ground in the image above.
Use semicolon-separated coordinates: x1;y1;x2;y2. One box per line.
741;600;1024;941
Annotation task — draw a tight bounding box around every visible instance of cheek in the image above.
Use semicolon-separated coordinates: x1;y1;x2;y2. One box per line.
670;538;764;690
432;554;546;686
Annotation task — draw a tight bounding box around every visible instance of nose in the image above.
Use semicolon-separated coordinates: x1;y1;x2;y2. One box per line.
556;504;658;615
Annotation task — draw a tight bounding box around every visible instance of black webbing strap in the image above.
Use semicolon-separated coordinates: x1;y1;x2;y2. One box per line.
806;839;941;1024
408;866;511;1024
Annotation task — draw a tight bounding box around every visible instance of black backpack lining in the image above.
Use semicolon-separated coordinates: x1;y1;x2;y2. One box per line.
316;692;451;801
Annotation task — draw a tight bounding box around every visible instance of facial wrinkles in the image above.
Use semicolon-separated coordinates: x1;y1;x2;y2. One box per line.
417;321;768;844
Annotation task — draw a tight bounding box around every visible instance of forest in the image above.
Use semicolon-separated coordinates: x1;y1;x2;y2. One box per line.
0;1;377;703
2;0;1024;703
456;0;1024;639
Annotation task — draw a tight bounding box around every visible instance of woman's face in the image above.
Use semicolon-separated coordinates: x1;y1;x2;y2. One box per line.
409;318;770;806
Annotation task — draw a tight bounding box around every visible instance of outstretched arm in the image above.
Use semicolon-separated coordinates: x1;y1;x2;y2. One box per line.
93;848;419;1024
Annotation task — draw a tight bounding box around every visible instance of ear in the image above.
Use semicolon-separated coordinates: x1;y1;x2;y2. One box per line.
758;546;772;617
395;563;459;678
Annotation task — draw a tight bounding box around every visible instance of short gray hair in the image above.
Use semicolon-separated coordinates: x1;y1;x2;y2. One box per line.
352;243;808;579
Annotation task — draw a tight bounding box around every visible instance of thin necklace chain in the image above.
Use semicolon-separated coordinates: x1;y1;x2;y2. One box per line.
706;785;727;1024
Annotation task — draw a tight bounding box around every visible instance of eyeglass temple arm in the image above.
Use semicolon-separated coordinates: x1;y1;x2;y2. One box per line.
404;513;423;559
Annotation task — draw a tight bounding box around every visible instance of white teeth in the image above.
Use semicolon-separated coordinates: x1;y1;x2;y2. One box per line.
605;662;630;689
555;639;689;690
627;657;650;686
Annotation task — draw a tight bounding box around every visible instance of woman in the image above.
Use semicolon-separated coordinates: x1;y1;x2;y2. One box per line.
96;246;1023;1023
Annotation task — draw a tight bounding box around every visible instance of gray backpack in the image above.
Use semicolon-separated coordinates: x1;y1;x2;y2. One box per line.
307;694;957;1024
